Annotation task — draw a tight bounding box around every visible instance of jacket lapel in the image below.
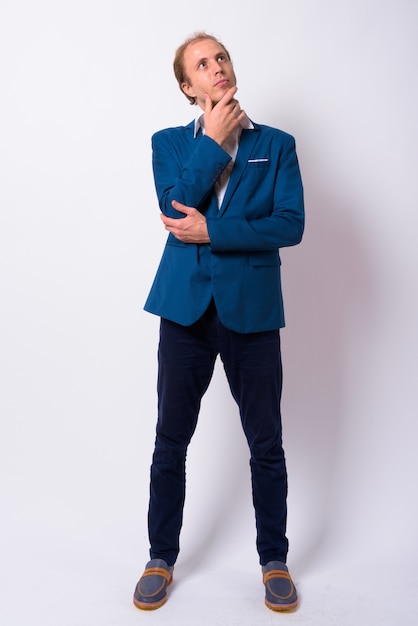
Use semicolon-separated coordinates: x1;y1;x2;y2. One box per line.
218;126;259;216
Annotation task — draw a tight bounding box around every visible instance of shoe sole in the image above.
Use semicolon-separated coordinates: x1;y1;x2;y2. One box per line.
265;597;298;612
133;595;168;610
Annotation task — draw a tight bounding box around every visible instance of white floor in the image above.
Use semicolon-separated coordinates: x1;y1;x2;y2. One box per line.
2;357;417;626
2;500;416;626
2;377;417;626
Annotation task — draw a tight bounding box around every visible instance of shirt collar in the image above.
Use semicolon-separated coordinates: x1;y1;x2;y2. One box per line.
193;108;254;138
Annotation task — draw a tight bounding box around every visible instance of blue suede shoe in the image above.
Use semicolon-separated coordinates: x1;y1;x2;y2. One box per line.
262;561;298;611
133;558;174;610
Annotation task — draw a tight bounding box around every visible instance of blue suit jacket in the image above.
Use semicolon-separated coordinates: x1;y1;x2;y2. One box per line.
144;120;304;333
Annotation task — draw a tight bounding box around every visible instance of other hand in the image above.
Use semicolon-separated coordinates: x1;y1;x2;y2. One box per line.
160;201;210;244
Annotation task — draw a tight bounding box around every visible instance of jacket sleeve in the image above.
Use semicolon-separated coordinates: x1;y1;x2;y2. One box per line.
207;135;304;251
152;129;231;218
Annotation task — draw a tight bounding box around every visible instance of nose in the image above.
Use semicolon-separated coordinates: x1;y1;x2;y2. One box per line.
211;59;223;74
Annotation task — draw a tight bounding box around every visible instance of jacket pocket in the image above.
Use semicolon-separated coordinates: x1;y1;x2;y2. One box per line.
246;158;270;168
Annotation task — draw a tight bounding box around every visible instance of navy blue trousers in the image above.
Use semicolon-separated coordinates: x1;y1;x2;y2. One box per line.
148;300;289;567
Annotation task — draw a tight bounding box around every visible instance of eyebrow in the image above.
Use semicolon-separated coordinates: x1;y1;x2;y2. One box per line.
194;50;226;70
194;56;208;69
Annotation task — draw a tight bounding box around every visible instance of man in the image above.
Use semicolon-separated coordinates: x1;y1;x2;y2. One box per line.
133;31;304;612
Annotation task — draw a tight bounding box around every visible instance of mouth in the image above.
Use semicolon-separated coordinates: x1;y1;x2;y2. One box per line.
214;78;229;87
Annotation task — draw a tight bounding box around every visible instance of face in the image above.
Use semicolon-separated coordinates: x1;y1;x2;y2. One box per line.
181;38;237;109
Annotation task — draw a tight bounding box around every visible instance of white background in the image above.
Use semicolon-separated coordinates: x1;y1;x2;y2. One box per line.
1;1;417;624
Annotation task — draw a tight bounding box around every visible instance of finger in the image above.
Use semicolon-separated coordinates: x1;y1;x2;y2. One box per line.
171;199;189;214
172;200;194;215
220;85;238;105
160;214;173;227
204;93;213;114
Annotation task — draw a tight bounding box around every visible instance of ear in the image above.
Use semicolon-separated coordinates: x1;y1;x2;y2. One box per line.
181;81;195;98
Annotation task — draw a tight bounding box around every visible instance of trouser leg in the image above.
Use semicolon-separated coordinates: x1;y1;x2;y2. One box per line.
148;312;217;566
219;324;288;565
